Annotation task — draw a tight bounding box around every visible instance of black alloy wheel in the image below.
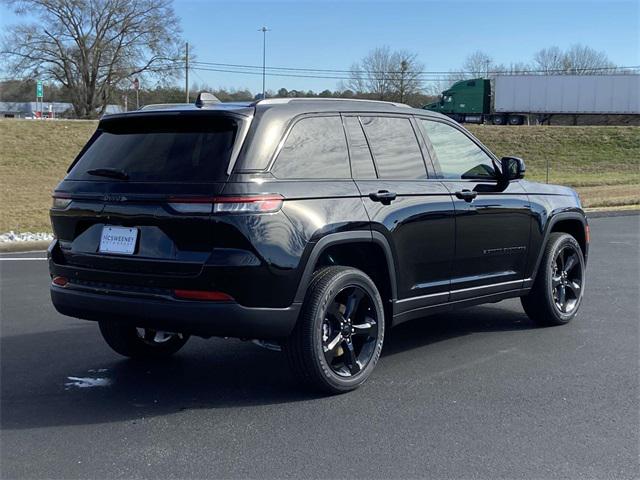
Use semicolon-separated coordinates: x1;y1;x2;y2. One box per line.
321;285;380;377
550;244;584;314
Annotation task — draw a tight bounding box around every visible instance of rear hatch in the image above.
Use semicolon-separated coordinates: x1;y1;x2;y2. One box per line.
51;110;251;277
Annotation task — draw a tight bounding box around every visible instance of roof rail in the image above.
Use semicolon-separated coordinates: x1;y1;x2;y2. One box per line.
253;97;412;108
139;103;192;111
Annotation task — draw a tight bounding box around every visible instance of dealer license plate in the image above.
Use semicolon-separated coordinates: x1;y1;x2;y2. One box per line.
99;226;138;255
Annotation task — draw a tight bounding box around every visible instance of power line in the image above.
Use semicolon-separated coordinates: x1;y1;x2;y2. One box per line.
4;60;637;88
188;64;640;83
189;59;640;76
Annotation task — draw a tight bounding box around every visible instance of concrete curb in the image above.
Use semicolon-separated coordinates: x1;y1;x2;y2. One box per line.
1;208;638;254
0;240;51;253
586;209;640;218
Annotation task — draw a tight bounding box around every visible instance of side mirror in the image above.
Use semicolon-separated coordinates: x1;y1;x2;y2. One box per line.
500;156;525;181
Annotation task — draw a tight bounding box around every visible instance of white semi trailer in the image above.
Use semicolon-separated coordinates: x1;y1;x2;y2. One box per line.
424;74;640;125
495;75;640;121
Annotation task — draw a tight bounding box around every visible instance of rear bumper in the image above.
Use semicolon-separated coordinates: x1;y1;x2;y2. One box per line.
51;285;301;340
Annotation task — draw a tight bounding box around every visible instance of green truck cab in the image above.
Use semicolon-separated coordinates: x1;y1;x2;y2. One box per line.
423;78;492;124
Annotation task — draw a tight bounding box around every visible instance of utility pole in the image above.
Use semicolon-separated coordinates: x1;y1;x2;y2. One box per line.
258;26;270;99
399;60;408;103
185;42;189;103
133;77;140;109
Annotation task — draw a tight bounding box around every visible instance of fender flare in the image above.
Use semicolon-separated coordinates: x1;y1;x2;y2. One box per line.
293;231;398;303
528;210;588;285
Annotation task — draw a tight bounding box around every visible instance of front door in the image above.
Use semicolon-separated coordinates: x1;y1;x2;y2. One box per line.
418;118;532;300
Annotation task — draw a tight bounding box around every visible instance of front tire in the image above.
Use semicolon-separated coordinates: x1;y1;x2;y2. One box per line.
521;233;586;326
284;266;385;394
99;322;189;358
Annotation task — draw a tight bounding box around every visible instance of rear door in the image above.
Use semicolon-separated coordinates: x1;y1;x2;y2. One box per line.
51;112;244;276
346;114;455;308
418;118;532;300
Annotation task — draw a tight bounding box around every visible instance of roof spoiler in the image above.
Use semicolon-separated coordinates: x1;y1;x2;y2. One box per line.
195;92;221;108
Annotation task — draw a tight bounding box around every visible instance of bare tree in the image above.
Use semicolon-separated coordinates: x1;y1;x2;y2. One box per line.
347;46;424;101
533;46;565;73
388;50;424;103
462;50;494;78
347;46;396;100
1;0;183;118
562;44;616;74
533;44;616;74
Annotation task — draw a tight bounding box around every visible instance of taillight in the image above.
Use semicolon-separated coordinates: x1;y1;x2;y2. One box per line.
52;194;72;209
168;194;284;214
173;289;234;301
213;195;283;213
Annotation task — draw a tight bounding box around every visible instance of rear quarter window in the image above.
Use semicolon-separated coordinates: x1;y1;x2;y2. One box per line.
67;115;237;182
272;116;350;179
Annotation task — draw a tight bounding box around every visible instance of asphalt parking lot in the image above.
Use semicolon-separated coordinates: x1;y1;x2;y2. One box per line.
1;215;638;479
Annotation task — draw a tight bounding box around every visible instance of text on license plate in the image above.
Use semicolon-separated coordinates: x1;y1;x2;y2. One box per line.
99;226;138;255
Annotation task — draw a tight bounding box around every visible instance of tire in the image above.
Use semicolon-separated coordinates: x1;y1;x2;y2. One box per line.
98;321;189;358
284;266;385;394
508;115;524;126
492;115;507;125
521;233;586;326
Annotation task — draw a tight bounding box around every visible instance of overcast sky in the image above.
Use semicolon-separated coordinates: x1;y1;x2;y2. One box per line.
1;0;638;93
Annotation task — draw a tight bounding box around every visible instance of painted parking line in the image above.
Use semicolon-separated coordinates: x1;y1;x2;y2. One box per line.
0;250;48;254
0;251;48;260
0;257;47;261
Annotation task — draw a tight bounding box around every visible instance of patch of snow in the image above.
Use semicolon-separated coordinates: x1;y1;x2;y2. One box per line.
0;231;54;243
65;376;111;389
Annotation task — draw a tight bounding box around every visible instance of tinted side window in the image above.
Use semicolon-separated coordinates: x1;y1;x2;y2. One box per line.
272;116;349;179
421;120;496;179
343;116;376;179
360;116;426;179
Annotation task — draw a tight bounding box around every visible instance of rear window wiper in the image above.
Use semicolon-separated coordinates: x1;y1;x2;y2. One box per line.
86;168;129;181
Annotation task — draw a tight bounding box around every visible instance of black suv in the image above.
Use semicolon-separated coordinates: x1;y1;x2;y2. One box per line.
49;96;588;393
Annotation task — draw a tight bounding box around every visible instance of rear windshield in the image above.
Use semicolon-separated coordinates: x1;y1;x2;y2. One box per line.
67;115;238;182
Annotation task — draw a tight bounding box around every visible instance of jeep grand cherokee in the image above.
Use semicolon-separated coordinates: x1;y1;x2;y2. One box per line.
49;96;588;393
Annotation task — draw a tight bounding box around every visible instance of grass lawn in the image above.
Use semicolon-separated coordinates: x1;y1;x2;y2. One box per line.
0;120;638;232
468;125;640;209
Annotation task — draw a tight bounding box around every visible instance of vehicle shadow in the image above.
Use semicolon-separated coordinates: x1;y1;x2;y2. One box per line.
383;302;533;357
1;303;533;431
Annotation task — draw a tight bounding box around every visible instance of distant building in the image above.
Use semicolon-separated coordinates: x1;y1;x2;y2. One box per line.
0;101;124;119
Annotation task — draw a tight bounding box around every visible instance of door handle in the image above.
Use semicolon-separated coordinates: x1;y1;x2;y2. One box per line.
369;190;397;205
455;189;478;202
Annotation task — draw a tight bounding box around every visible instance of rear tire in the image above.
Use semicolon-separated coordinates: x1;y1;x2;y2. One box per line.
521;233;585;326
98;322;189;358
492;115;507;125
284;266;385;394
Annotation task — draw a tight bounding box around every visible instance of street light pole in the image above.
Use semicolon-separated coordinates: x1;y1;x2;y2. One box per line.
258;26;270;99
